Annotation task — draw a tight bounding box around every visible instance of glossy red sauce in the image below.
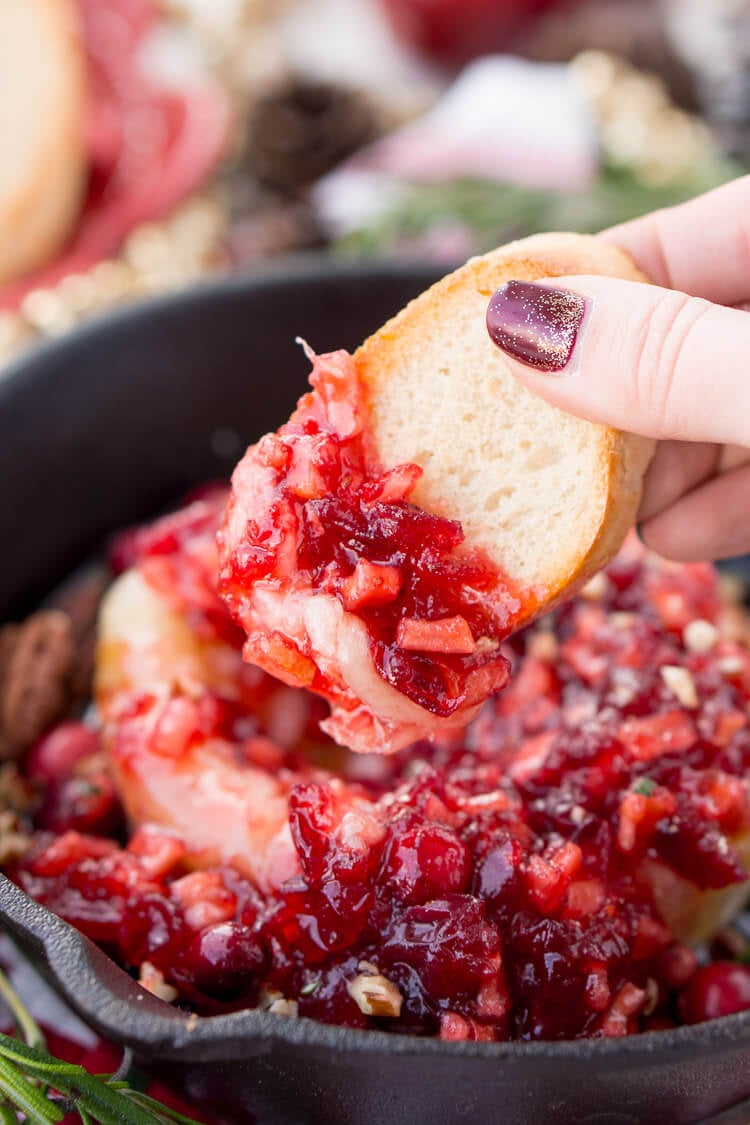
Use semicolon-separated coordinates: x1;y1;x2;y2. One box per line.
9;502;750;1040
219;350;534;721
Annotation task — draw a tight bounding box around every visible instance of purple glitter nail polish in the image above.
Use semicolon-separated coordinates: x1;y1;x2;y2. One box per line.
486;280;586;372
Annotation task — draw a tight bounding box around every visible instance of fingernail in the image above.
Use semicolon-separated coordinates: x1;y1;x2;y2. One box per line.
486;280;586;373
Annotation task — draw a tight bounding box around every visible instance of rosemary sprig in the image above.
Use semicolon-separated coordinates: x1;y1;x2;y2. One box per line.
0;968;202;1125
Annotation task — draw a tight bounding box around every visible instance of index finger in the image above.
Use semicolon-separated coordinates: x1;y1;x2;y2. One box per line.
602;175;750;307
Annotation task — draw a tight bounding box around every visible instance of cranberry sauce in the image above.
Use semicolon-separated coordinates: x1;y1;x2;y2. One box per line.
218;350;528;718
10;509;750;1042
106;489;333;752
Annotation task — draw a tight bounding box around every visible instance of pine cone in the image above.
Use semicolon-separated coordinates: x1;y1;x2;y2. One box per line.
247;78;378;194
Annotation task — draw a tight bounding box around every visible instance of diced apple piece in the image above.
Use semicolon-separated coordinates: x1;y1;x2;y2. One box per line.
340;560;403;612
396;615;476;654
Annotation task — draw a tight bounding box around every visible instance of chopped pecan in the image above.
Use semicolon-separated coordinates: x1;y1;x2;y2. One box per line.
347;972;403;1018
0;611;74;756
0;808;30;864
0;763;35;814
47;566;109;701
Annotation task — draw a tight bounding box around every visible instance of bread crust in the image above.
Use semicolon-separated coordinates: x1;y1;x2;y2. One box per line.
0;0;87;285
355;232;656;625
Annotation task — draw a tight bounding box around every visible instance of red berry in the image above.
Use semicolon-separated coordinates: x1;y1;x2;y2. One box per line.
289;783;384;891
678;962;750;1024
187;922;267;998
380;820;471;905
27;722;101;783
37;768;124;837
119;894;187;971
475;837;522;904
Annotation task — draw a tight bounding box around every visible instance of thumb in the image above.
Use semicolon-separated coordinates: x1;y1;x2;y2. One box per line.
486;276;750;447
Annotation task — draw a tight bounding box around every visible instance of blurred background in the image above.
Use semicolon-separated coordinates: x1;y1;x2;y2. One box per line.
2;0;749;365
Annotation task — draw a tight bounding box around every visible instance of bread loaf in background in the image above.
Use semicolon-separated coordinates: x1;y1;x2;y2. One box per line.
0;0;87;285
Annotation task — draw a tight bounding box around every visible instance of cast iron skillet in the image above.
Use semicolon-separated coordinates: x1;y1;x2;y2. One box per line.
0;263;749;1125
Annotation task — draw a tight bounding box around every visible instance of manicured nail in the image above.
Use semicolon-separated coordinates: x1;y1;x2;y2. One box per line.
486;280;586;373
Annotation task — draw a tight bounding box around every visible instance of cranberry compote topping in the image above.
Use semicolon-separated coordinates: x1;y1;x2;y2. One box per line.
110;488;246;648
299;493;508;716
119;893;188;971
219;350;521;727
9;508;750;1040
678;962;750;1024
109;491;228;575
380;817;471;904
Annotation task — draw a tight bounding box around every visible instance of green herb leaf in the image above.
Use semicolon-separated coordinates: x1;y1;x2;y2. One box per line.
0;1025;203;1124
633;778;657;797
0;1053;63;1124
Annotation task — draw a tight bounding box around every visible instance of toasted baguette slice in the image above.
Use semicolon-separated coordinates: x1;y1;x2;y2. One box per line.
220;232;655;754
356;232;655;618
0;0;87;285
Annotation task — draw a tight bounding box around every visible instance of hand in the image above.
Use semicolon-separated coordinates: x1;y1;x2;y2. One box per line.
486;176;750;562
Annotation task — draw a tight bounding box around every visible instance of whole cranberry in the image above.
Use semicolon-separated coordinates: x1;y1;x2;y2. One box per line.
119;893;186;970
187;922;267;998
475;838;522;905
289;783;383;890
27;722;100;783
288;784;338;886
380;821;471;905
678;962;750;1025
37;769;124;837
378;0;562;67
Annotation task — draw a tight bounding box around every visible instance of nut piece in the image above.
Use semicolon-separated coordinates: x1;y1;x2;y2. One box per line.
683;619;719;654
268;997;299;1018
0;611;74;756
660;665;699;709
719;655;744;677
258;988;299;1018
0;762;34;814
139;962;178;1003
0;809;30;864
347;972;403;1018
527;629;558;662
580;572;609;601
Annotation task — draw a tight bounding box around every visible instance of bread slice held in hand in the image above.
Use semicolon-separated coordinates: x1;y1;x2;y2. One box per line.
219;232;655;754
0;0;87;286
358;232;654;610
